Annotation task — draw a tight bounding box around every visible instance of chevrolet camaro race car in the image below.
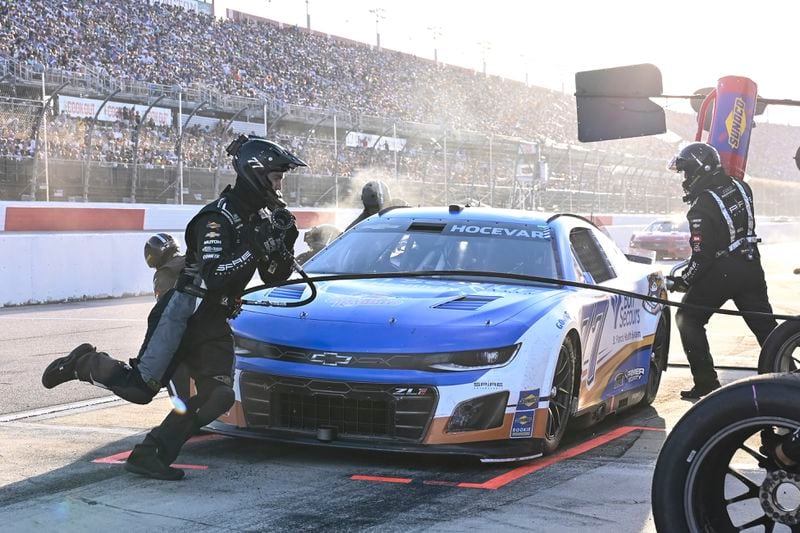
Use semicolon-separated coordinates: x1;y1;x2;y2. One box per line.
207;206;670;462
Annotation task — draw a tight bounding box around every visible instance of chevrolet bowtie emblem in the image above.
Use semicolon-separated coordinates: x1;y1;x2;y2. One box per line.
310;352;353;366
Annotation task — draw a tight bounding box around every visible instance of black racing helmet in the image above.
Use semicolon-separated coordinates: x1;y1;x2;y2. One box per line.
361;180;390;210
227;134;307;210
144;233;179;269
668;142;721;202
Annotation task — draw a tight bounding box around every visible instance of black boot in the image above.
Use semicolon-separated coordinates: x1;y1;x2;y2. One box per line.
42;343;95;389
680;380;721;400
124;437;185;481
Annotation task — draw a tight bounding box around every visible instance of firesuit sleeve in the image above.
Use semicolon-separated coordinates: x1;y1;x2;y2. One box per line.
193;212;258;292
153;269;174;301
681;201;716;286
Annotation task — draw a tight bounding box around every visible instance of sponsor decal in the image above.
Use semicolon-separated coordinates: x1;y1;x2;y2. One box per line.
247;156;264;168
642;273;663;315
205;231;221;238
624;367;645;383
473;381;503;389
612;367;646;390
205;239;222;245
611;295;641;329
392;387;430;396
725;97;747;150
206;221;221;229
447;223;550;240
511;389;538;438
328;295;403;307
516;389;540;409
511;411;534;438
202;246;223;253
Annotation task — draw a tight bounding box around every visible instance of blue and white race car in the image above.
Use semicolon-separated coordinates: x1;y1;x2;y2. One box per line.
208;206;670;462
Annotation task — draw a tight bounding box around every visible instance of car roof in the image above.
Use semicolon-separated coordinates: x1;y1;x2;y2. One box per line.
371;205;554;226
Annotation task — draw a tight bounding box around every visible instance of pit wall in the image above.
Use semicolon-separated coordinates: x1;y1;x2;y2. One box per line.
0;202;795;306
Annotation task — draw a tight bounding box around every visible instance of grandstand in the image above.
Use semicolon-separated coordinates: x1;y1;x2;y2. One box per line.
0;0;797;213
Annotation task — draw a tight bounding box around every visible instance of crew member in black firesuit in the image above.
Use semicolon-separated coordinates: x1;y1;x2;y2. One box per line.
667;142;777;399
42;135;306;480
295;224;341;265
345;180;390;230
145;233;185;301
144;233;191;402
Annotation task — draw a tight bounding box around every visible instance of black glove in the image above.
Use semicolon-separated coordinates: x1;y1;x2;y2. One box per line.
666;275;689;293
251;218;285;259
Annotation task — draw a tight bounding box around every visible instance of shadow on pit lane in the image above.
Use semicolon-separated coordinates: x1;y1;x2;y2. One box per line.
0;406;668;512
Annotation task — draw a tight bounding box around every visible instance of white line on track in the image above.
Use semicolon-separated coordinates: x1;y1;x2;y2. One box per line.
0;317;144;322
0;391;168;422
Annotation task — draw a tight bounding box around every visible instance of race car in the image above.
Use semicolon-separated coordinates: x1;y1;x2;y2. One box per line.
207;205;670;462
628;218;691;261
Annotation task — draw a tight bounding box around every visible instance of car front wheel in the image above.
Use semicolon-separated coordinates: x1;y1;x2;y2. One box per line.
543;336;576;454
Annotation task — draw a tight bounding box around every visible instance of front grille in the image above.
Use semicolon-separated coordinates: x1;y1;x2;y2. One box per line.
240;372;437;441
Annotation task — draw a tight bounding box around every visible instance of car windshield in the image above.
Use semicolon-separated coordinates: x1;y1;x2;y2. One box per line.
304;219;559;280
647;221;687;233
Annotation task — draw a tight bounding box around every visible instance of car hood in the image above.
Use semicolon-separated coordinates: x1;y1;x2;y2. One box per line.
233;277;565;352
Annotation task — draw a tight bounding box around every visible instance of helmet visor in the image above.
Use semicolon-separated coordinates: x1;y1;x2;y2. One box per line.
668;156;689;173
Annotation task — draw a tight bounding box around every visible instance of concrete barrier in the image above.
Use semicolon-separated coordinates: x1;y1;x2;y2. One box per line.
1;202;796;306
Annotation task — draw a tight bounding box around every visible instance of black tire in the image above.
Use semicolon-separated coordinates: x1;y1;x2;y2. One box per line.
757;320;800;374
543;336;576;455
652;373;800;533
642;308;670;406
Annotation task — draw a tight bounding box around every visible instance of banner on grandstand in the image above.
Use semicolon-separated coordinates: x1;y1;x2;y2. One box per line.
515;141;540;184
179;114;266;136
150;0;213;14
58;95;172;127
345;132;407;152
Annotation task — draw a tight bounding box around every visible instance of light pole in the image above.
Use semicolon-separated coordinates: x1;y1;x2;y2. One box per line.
305;0;310;31
426;26;442;64
369;7;386;49
519;53;529;86
477;41;492;76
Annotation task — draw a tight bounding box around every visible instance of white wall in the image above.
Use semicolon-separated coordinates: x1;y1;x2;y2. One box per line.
0;232;161;305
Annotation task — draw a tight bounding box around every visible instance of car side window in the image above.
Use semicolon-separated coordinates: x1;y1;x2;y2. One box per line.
570;227;616;283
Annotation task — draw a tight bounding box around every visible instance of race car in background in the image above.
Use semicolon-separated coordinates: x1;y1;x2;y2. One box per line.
208;206;670;461
628;218;691;261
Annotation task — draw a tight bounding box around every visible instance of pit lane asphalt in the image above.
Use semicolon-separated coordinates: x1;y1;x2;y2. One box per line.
1;242;797;532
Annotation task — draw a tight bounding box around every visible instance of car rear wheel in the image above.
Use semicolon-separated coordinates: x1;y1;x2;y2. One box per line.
543;336;576;454
643;309;670;405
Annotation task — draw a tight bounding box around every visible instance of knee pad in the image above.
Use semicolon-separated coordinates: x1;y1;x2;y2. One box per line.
194;380;235;426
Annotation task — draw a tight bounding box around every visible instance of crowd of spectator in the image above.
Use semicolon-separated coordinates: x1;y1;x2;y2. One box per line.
0;0;798;201
0;0;633;148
